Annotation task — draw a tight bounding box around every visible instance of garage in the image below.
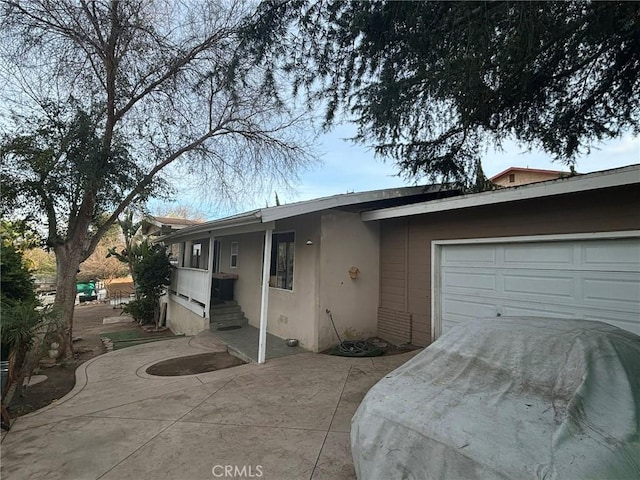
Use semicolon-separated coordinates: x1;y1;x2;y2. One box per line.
434;233;640;338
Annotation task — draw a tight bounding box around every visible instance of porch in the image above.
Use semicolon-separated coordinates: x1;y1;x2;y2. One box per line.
209;323;306;363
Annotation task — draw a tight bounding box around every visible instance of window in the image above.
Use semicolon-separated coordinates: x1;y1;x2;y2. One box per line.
270;232;295;290
230;242;238;268
168;243;180;266
189;239;209;269
191;243;202;268
508;173;515;183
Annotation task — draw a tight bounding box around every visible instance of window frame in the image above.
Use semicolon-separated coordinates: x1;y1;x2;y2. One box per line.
270;231;295;291
187;238;210;270
230;241;239;268
191;242;202;269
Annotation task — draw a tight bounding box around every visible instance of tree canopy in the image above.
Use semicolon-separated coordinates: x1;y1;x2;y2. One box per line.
246;0;640;182
1;108;151;248
0;0;313;355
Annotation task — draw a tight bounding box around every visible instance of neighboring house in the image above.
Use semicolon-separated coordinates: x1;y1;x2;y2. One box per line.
366;164;640;345
141;215;203;237
159;185;457;361
142;215;204;264
161;164;640;361
490;166;569;187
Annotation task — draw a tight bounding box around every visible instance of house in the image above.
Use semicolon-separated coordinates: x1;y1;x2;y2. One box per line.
366;164;640;345
158;185;458;361
142;215;204;265
490;166;569;187
141;215;203;237
161;164;640;362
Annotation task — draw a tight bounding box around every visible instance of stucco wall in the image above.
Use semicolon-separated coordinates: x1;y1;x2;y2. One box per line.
217;232;264;326
378;184;640;346
266;214;321;350
213;214;322;351
165;295;209;335
164;209;379;351
318;211;380;351
493;170;561;187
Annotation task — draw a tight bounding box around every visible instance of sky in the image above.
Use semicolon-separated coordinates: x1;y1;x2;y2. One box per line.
293;124;640;201
157;124;639;220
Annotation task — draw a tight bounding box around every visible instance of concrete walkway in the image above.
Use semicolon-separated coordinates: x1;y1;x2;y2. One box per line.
0;333;419;480
210;324;306;362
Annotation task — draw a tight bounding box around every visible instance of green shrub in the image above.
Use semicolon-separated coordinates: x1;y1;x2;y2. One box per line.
123;240;171;327
122;296;156;325
1;243;36;307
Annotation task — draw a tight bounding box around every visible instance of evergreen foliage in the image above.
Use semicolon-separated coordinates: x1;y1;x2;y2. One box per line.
245;1;640;183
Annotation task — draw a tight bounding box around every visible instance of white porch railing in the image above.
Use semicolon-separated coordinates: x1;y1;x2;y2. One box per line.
170;267;209;307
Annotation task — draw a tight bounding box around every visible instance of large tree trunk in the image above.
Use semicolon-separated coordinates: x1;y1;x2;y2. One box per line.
53;244;84;358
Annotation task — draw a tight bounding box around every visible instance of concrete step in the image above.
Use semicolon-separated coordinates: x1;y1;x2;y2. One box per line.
210;311;245;323
210;317;249;331
226;344;254;363
210;300;237;309
209;304;242;315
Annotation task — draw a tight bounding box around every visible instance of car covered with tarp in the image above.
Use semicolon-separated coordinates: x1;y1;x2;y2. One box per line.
351;317;640;480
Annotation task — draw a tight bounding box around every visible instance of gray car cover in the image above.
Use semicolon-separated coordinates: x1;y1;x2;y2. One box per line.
351;317;640;480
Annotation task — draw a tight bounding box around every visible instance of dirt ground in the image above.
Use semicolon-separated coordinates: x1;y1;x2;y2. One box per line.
320;337;420;357
146;351;245;376
8;303;139;417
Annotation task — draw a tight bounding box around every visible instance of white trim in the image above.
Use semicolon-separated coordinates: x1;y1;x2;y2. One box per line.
430;230;640;342
158;213;266;243
435;230;640;246
204;236;216;320
176;266;209;273
269;286;295;293
431;240;441;341
168;292;205;318
260;186;442;222
230;241;239;269
258;228;273;364
213;239;221;274
363;164;640;221
160;184;447;244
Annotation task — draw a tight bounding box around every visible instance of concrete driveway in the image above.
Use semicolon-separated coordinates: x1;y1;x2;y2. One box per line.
0;333;418;480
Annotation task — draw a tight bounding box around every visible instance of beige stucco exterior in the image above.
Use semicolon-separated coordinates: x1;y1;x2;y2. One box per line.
163;295;208;336
492;169;563;187
317;211;380;350
216;230;264;328
215;213;323;350
377;184;640;346
165;210;380;352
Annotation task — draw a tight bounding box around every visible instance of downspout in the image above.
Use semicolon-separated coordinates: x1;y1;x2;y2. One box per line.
258;228;273;364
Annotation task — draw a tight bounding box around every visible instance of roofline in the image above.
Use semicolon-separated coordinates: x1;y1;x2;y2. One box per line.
362;164;640;222
159;184;450;242
489;166;567;181
146;216;203;226
259;184;446;222
157;210;262;243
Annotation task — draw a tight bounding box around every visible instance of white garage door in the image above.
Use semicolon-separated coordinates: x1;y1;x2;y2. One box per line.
438;236;640;337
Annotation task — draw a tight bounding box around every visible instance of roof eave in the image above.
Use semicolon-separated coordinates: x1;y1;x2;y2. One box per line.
156;210;262;243
363;164;640;222
260;184;449;222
